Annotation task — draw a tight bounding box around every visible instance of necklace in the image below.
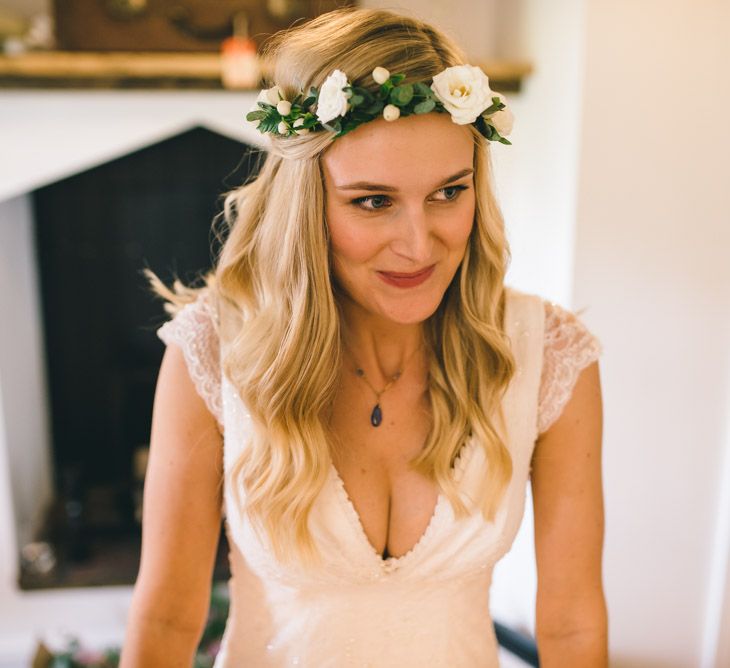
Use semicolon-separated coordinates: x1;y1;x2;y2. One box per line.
344;342;423;427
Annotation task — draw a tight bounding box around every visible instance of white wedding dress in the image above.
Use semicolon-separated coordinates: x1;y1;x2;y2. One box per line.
157;285;602;667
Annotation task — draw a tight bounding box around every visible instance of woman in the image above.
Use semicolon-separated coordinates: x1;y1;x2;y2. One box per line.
121;7;608;667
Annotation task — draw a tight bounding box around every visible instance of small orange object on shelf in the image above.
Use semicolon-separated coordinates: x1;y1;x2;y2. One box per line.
220;11;260;90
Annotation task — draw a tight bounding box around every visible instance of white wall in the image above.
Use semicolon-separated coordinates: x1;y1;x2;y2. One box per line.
0;194;53;560
573;1;730;666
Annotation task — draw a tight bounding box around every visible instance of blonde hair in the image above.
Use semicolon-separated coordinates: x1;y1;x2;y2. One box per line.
147;7;515;567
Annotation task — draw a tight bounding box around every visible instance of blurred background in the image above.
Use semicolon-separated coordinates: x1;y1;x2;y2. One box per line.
0;1;728;666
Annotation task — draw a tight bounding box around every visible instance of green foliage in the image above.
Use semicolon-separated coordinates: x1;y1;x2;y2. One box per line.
389;83;414;106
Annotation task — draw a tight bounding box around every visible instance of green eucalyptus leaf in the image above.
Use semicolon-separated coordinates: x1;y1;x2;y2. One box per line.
390;73;406;85
350;94;364;106
246;110;267;121
389;84;414;106
413;98;436;114
358;88;374;104
413;82;433;98
362;101;385;115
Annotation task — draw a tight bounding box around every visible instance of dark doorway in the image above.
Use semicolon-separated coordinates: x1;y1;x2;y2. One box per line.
22;126;262;589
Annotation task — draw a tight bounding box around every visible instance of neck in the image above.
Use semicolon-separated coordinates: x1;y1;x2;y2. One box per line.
338;297;426;383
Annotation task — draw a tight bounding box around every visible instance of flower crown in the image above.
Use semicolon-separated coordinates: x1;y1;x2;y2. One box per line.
246;64;513;144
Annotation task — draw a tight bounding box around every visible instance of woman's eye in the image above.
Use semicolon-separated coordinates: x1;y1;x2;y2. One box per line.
437;185;468;201
352;195;390;211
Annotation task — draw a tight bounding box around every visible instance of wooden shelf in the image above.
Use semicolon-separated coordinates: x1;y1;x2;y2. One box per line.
0;51;533;92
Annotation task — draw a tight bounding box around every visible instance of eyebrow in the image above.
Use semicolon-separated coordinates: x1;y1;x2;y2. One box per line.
335;168;474;192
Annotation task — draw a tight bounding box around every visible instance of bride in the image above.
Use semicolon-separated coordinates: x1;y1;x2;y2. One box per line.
120;6;608;667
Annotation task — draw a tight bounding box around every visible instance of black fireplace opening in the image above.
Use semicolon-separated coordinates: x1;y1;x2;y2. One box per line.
20;126;263;590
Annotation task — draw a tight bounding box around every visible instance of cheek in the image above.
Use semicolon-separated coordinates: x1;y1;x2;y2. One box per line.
327;215;380;266
444;202;476;251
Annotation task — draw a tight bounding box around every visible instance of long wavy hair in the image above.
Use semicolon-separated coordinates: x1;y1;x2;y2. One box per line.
147;6;516;567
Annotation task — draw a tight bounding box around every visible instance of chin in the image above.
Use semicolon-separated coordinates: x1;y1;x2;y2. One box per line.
378;293;444;325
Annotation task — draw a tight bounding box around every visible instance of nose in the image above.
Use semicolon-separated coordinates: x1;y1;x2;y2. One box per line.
390;205;434;265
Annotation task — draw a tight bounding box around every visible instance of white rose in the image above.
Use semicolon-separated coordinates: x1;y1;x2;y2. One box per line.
316;69;351;125
277;120;288;135
276;100;292;115
246;85;285;128
485;92;514;136
293;117;309;135
372;66;390;85
257;85;284;106
383;104;400;122
430;64;494;125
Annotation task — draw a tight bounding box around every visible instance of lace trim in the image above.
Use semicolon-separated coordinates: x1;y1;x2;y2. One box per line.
538;300;603;435
156;291;224;432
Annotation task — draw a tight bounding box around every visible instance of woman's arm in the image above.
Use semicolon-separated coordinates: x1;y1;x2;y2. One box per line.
119;342;224;667
530;360;608;667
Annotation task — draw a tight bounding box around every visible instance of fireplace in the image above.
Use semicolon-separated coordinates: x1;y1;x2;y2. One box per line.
7;126;260;591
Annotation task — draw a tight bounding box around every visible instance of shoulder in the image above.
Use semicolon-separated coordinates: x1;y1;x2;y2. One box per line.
538;296;603;435
503;285;603;435
156;288;224;431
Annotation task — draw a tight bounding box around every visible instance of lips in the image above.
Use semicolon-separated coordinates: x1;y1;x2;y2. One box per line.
377;264;436;288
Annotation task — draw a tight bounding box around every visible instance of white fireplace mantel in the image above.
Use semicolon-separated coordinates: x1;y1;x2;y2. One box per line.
0;89;267;205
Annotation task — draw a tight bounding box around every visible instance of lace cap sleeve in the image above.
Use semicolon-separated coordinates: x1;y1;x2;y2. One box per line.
156;290;223;432
538;300;603;435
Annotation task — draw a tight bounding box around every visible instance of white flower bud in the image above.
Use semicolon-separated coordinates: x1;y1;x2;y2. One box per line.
277;120;289;135
276;100;292;115
372;66;390;85
485;92;514;136
294;127;310;135
293;117;305;128
383;104;400;122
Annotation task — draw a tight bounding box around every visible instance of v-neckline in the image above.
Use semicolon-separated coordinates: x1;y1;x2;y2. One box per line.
328;439;477;571
329;462;445;569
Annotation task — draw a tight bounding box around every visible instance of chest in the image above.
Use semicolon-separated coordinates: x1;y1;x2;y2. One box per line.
327;371;440;560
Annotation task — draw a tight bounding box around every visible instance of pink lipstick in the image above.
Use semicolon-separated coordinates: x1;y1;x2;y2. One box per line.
377;265;435;288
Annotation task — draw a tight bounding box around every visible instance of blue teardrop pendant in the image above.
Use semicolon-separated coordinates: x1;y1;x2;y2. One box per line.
370;403;383;427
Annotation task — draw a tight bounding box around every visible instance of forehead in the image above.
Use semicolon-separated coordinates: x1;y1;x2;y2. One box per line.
321;112;474;189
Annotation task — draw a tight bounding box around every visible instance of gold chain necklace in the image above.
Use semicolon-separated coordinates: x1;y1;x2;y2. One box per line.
344;342;423;427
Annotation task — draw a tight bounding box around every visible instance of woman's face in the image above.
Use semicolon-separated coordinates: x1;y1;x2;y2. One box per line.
321;112;476;326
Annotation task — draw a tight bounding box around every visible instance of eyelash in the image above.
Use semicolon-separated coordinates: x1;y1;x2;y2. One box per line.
350;185;469;212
